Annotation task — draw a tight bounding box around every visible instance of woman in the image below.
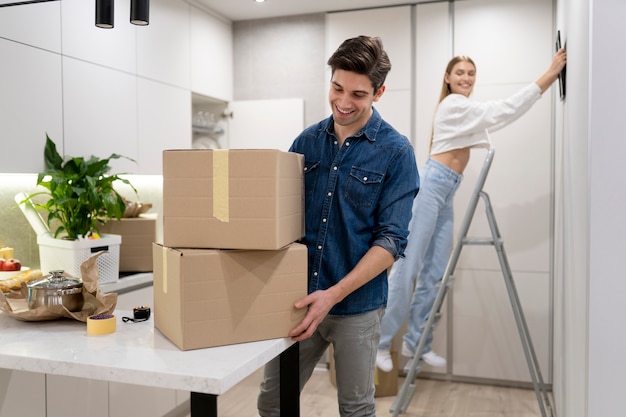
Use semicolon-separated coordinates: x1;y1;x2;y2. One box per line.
376;48;567;372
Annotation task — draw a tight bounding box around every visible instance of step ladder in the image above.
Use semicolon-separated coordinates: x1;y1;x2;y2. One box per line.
390;146;555;417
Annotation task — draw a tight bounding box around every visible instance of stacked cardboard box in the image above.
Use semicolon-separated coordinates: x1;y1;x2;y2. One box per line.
155;149;308;350
99;214;157;272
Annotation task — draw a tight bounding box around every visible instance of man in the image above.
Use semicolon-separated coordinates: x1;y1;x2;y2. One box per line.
257;35;419;417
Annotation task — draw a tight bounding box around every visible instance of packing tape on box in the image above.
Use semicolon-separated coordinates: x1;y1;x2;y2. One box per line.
213;149;229;222
161;246;168;294
87;314;116;335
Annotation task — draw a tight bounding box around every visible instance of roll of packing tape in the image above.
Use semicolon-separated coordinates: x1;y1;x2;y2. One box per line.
87;314;116;335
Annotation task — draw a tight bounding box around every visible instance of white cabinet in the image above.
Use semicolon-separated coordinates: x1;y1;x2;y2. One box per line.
0;1;232;175
46;375;109;417
191;7;233;101
0;39;63;173
137;78;192;174
0;1;61;52
0;370;45;417
62;57;139;175
137;0;191;89
61;0;137;74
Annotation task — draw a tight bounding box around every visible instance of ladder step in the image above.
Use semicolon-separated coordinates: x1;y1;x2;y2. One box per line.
462;237;497;245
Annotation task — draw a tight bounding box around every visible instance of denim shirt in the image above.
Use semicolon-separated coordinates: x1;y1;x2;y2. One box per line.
289;107;419;316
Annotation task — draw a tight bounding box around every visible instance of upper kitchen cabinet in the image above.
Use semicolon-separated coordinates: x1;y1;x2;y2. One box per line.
137;0;191;89
61;0;137;74
138;79;192;174
190;7;233;102
62;57;139;176
0;39;63;173
0;1;61;52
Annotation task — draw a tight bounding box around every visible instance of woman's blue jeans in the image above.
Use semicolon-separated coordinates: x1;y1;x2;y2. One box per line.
379;158;462;354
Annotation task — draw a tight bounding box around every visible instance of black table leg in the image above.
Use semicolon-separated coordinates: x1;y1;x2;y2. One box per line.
279;342;300;417
190;391;217;417
189;342;300;417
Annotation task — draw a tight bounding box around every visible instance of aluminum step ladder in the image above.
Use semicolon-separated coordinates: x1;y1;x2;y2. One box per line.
390;146;555;417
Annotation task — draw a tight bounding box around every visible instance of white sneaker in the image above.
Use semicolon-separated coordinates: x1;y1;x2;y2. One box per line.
401;341;414;357
402;341;447;367
376;349;393;372
422;350;447;367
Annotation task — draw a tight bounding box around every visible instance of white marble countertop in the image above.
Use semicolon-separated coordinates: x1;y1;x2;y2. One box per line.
0;310;294;395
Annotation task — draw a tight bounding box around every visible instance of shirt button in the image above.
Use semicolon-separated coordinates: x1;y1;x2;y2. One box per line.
313;271;318;276
363;176;368;181
327;192;332;197
346;142;350;146
317;245;322;250
333;166;338;171
304;167;308;172
322;218;327;222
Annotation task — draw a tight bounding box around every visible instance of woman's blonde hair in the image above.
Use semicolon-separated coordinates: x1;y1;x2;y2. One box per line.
437;55;476;103
429;55;477;151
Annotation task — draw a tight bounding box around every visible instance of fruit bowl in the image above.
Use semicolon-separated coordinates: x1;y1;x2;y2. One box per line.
0;267;30;279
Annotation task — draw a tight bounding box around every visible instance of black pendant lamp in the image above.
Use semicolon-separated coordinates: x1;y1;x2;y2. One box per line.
95;0;114;29
130;0;149;26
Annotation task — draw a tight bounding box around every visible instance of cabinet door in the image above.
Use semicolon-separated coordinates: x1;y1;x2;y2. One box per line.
109;383;178;417
0;1;61;52
62;57;139;175
61;0;136;74
190;8;233;101
0;39;63;173
46;375;108;417
0;370;45;417
137;0;191;89
137;79;192;174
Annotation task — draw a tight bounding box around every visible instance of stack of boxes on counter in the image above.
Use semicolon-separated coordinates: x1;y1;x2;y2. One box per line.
154;149;308;350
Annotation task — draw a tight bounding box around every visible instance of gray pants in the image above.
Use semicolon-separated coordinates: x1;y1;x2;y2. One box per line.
257;308;383;417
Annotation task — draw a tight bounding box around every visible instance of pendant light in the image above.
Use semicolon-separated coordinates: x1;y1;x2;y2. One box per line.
130;0;149;26
95;0;114;29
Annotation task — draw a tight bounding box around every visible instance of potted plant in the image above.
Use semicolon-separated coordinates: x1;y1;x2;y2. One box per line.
25;134;137;239
19;134;138;283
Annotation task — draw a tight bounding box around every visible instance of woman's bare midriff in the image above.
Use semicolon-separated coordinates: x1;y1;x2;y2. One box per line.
431;148;471;175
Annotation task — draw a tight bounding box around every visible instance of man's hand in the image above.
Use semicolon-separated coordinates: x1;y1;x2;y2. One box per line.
288;289;338;342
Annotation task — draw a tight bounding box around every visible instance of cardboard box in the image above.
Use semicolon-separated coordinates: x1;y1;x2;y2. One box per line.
99;215;157;272
328;345;398;397
152;242;308;350
162;149;304;250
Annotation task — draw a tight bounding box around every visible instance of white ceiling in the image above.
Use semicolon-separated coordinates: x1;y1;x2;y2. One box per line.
188;0;426;22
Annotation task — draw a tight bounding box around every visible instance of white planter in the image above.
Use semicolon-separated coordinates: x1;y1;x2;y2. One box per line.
37;234;121;284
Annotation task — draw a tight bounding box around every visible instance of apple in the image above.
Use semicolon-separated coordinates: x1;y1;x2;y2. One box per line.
0;259;4;269
1;258;21;271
